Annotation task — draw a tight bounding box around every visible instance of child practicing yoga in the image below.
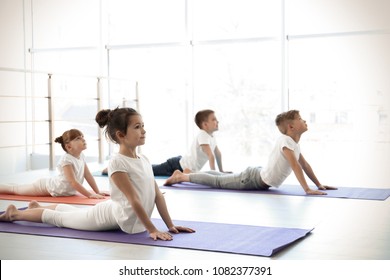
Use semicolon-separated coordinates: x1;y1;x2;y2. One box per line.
152;109;230;176
0;107;194;241
0;129;107;199
165;110;337;195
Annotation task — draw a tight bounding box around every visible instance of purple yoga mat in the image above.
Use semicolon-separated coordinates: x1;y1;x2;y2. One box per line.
161;183;390;200
0;218;313;257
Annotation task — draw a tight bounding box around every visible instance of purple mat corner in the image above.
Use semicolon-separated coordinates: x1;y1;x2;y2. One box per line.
162;182;390;201
0;218;312;257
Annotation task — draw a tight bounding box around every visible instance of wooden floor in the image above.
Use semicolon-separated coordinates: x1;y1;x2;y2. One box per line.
0;167;390;260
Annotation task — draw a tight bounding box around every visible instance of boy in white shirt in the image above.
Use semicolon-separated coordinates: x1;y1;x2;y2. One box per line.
152;109;228;176
164;110;337;195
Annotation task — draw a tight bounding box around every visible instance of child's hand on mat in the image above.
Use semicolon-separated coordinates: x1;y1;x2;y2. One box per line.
150;230;173;241
318;184;338;190
89;193;106;199
98;191;111;196
169;225;196;234
305;189;327;195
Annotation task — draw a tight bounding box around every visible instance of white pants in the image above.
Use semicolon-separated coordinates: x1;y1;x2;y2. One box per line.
0;179;50;196
42;201;119;231
189;167;270;190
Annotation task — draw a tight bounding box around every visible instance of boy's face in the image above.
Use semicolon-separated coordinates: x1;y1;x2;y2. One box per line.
203;113;219;133
291;114;308;133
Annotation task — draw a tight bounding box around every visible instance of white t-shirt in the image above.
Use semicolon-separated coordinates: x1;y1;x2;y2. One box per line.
260;135;301;188
108;153;156;234
179;130;217;172
46;153;85;196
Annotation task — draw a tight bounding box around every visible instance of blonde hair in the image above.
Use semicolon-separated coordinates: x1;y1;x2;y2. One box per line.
275;110;300;134
54;129;83;152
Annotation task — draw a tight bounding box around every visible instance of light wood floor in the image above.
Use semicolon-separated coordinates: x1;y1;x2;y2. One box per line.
1;168;389;260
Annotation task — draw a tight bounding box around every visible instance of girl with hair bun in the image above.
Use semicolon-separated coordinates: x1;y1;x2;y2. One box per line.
1;108;194;241
0;129;107;199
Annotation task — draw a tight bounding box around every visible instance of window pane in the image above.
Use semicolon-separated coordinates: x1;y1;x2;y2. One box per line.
107;0;185;44
193;41;282;170
0;97;26;122
32;73;49;98
288;34;390;188
24;97;48;125
51;76;98;127
287;0;390;35
193;0;281;40
108;47;188;163
32;0;100;48
32;122;50;146
33;50;100;76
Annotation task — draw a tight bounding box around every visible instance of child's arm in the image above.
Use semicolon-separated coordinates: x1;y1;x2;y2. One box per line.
282;147;326;195
298;154;337;191
214;146;224;172
200;144;216;170
111;172;172;241
62;165;105;199
84;164;109;196
83;164;110;196
154;183;195;234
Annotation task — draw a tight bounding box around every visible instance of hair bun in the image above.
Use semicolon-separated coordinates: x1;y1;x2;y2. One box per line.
95;109;111;128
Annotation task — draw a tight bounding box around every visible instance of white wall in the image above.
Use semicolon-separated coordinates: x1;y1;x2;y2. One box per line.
0;0;29;173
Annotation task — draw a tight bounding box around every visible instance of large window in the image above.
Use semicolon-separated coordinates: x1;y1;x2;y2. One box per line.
192;42;282;168
286;0;390;187
192;0;280;40
1;0;389;188
108;46;188;162
106;0;282;169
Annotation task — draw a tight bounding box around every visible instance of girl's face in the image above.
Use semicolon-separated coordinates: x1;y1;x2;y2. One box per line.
66;135;87;153
122;115;146;147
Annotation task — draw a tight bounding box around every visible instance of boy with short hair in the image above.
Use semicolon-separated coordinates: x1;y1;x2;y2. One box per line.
152;109;228;176
164;110;337;195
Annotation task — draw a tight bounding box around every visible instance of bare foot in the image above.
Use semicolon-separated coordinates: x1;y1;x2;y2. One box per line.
164;170;186;186
28;200;41;209
0;204;17;222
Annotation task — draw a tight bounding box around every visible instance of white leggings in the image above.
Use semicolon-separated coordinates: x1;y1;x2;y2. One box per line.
42;201;119;231
0;179;50;196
